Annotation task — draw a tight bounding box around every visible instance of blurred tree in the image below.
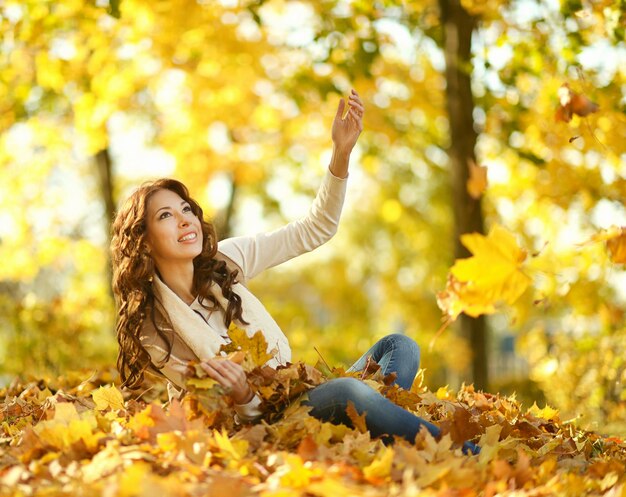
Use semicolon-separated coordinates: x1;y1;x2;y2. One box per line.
439;0;487;389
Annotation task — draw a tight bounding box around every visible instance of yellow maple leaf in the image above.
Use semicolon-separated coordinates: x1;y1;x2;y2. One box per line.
528;402;559;421
35;405;103;451
362;446;394;482
212;428;249;462
126;405;155;440
436;385;453;400
92;384;125;411
437;225;530;322
223;324;276;368
271;453;323;489
53;402;80;422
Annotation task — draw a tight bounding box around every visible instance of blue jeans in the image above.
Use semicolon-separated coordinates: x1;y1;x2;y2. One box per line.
303;334;479;455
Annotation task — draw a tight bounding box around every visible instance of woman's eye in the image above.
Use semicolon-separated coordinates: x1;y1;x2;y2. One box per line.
183;205;192;213
159;212;171;220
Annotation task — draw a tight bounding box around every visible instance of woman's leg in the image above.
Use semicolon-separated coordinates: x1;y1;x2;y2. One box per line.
346;333;420;390
303;377;479;455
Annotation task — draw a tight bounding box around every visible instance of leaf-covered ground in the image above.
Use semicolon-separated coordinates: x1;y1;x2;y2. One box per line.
2;360;626;497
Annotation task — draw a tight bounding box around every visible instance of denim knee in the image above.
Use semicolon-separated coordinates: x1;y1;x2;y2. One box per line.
386;333;420;367
305;378;377;415
325;377;374;407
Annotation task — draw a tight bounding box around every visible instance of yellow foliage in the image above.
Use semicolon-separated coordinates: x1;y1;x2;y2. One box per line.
212;428;249;462
223;324;277;369
586;226;626;264
92;384;126;411
34;402;104;451
437;225;531;321
362;446;394;481
276;454;323;488
528;402;559;421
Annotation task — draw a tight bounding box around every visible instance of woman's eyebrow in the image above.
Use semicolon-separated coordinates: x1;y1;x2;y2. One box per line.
154;201;188;216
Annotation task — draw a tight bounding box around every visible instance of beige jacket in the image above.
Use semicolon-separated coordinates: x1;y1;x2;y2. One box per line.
138;169;348;418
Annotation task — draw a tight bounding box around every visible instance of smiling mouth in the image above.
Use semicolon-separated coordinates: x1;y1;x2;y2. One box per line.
178;233;197;242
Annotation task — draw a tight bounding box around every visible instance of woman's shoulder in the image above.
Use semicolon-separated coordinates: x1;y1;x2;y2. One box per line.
139;305;171;349
139;309;199;364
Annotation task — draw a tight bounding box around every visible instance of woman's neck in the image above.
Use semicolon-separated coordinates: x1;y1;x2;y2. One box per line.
155;261;196;305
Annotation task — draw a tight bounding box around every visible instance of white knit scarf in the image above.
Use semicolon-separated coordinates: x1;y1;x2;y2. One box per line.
152;274;227;361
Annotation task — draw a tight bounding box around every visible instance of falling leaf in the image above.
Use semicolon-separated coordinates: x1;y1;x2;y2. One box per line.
437;225;531;321
555;83;599;123
91;385;125;411
606;230;626;263
583;226;626;264
467;160;488;199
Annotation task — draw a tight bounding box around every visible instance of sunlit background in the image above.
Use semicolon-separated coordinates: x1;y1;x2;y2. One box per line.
1;0;626;434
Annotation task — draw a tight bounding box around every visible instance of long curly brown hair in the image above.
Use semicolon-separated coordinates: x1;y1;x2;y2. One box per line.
110;178;246;390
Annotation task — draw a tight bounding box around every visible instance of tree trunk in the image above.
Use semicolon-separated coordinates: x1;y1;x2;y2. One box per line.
216;173;238;241
95;148;115;295
439;0;489;390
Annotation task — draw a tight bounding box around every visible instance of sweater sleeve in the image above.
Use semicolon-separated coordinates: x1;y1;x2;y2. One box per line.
217;169;348;282
234;394;263;422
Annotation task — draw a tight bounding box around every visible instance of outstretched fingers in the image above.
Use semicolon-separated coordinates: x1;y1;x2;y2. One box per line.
348;93;364;116
335;98;346;119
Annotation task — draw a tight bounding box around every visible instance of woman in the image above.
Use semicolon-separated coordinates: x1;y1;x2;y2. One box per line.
110;90;479;455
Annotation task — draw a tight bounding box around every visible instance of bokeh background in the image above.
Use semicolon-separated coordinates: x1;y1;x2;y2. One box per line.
1;0;626;435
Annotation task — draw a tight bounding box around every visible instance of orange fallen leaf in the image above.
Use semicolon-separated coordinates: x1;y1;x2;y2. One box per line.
346;401;368;434
467;160;488;199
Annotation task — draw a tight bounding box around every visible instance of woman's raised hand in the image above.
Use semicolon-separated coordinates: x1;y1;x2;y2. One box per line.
200;358;254;405
331;89;364;155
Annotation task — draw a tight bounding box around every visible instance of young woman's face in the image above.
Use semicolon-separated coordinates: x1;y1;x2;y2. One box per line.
145;188;203;265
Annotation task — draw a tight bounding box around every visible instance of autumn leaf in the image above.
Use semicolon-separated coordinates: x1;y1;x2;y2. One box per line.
362;446;394;482
5;370;626;496
528;402;559;421
345;401;368;434
91;384;125;411
437;225;531;322
582;226;626;264
467;160;488;199
186;377;220;389
606;229;626;264
212;428;249;462
221;323;276;368
555;83;599;123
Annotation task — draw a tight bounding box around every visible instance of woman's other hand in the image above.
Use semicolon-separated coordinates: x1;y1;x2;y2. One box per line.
329;89;364;178
200;358;254;404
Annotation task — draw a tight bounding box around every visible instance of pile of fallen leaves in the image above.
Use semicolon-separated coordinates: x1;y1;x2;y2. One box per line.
2;330;626;497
